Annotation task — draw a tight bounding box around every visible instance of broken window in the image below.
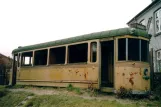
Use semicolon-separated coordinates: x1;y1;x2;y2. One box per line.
141;40;149;62
34;49;47;66
68;43;88;63
118;38;126;60
128;38;140;61
49;47;66;64
21;52;33;66
90;42;97;62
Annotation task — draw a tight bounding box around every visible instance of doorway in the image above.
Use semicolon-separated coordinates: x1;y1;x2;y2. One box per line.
101;40;114;87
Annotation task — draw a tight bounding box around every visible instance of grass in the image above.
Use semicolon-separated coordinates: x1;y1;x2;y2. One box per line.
0;86;7;98
0;85;161;107
25;94;139;107
0;91;34;107
66;84;83;95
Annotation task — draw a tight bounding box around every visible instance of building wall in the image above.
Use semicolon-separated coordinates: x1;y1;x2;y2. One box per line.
0;53;12;85
0;53;12;68
128;1;161;72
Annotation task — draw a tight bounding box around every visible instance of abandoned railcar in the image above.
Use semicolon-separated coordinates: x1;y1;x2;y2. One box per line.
11;27;151;94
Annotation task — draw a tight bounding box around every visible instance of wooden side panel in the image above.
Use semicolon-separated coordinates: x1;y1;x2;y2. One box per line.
17;64;99;88
115;62;150;91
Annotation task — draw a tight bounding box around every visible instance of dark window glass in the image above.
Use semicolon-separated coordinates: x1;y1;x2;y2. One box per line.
128;38;140;61
34;49;47;65
118;38;126;60
141;40;149;62
49;47;66;64
68;43;88;63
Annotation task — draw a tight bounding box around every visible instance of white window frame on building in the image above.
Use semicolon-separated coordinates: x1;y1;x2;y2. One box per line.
156;50;161;72
155;8;161;34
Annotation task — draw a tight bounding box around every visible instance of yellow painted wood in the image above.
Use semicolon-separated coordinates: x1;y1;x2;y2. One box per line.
115;62;150;91
17;64;99;88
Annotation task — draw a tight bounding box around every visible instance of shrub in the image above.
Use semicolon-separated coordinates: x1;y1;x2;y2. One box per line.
153;84;161;100
116;86;132;99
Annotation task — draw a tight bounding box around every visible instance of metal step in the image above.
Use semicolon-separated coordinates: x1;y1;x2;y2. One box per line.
101;87;114;92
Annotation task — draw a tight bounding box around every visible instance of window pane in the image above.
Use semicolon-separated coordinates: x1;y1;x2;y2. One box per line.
21;52;33;66
91;42;97;62
49;47;66;64
128;38;139;61
69;43;88;63
156;20;159;32
34;49;48;65
118;38;126;60
141;40;149;62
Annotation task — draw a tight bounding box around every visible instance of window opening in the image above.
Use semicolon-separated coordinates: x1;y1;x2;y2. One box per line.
68;43;88;63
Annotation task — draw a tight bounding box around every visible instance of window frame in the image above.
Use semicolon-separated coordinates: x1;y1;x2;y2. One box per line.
34;49;48;66
117;37;149;63
68;42;88;64
49;46;66;65
20;51;33;67
90;42;97;63
154;8;161;35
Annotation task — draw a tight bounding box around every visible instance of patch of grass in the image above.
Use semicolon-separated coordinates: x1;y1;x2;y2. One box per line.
74;88;82;95
0;91;34;107
66;84;74;91
24;94;142;107
66;84;83;95
7;84;26;89
86;88;99;97
0;86;8;98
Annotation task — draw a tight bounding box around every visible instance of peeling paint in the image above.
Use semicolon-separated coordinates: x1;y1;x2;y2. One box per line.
122;73;125;76
129;77;134;85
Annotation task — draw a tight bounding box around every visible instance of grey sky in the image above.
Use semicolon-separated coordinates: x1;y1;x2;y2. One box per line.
0;0;151;57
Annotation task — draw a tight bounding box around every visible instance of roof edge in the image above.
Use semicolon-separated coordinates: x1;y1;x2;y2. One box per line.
12;27;151;54
127;0;160;25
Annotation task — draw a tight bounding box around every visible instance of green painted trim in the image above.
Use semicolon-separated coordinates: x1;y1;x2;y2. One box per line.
12;27;151;54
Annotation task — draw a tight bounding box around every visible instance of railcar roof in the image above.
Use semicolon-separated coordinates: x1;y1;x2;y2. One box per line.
12;27;151;54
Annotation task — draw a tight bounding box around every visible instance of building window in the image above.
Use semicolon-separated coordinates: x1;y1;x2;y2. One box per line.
141;40;149;62
155;9;161;34
34;49;48;66
21;52;33;66
49;47;66;64
68;43;88;63
90;42;97;62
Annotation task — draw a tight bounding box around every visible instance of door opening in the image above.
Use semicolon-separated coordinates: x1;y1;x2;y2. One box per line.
101;40;114;87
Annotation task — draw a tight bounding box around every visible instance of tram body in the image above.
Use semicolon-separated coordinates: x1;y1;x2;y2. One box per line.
11;28;151;94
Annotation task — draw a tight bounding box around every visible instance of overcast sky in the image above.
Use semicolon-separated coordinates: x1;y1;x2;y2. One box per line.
0;0;151;57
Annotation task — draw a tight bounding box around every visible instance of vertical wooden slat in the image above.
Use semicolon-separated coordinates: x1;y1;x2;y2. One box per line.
47;48;50;66
126;38;128;61
32;51;35;66
98;40;101;89
114;38;117;89
88;42;91;63
65;45;68;64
